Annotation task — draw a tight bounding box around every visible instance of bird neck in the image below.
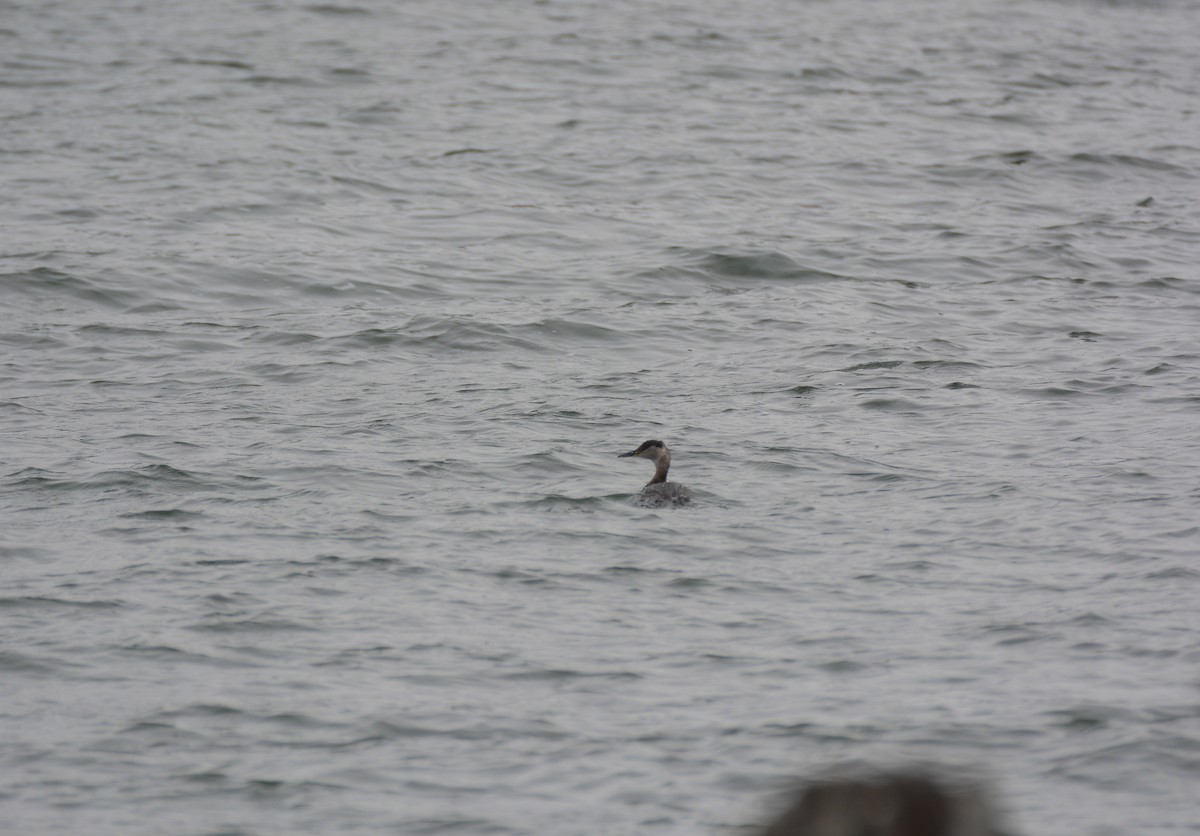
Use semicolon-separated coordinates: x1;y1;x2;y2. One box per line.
648;452;671;485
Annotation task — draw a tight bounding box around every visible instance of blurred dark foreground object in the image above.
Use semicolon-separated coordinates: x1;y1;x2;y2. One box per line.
762;772;1001;836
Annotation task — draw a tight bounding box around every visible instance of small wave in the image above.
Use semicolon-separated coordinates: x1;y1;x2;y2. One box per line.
368;719;566;742
693;249;845;283
0;543;51;560
118;644;258;668
118;508;204;520
9;464;268;495
189;618;316;633
303;3;372;15
816;658;869;673
521;317;625;344
912;359;984;370
1019;386;1086;399
1044;705;1130;732
169;57;255;71
1136;277;1198;295
785;384;819;396
857;397;923;412
333;317;547;353
240;74;318;87
842;360;905;372
666;576;714;589
0;267;138;309
1068;152;1187;173
493;493;625;513
0;596;121;610
0;651;58;673
500;667;641;682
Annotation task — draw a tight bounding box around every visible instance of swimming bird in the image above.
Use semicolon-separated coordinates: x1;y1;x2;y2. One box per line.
618;440;692;507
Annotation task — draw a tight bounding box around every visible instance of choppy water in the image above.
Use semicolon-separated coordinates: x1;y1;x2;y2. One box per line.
4;0;1200;833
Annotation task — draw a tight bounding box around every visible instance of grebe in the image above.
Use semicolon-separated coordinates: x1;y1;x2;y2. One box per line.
618;440;692;507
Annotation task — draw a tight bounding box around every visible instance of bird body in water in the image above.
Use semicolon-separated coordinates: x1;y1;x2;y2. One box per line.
618;440;692;507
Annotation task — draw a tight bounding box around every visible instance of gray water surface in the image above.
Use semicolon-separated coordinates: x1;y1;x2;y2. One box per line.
3;0;1200;833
